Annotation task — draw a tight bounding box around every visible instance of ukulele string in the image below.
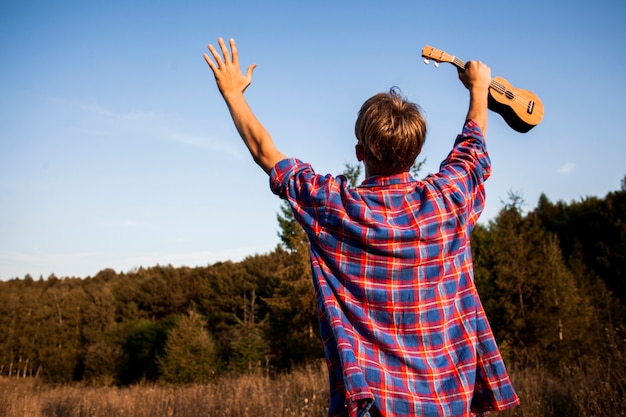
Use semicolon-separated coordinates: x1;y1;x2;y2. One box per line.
490;79;534;108
427;54;535;109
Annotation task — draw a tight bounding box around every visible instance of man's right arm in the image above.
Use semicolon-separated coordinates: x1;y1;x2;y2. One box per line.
458;61;491;136
204;38;286;175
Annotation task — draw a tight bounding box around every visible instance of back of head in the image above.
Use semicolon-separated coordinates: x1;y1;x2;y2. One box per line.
355;88;427;176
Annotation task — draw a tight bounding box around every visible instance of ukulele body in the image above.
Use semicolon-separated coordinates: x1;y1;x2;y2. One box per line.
488;77;544;133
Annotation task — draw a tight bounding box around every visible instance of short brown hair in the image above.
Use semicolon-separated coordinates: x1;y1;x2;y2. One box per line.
354;88;427;176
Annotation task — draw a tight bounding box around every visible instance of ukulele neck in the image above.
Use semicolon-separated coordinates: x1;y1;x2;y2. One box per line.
450;57;465;71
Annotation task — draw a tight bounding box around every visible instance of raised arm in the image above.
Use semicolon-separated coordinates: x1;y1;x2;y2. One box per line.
204;38;286;174
458;60;491;136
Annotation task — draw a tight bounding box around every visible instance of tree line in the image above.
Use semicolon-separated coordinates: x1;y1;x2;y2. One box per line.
1;173;624;386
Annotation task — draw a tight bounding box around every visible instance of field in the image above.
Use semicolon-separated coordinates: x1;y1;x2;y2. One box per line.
1;360;624;417
0;363;328;417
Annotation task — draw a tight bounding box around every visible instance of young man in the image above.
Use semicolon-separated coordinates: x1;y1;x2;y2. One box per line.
204;38;519;417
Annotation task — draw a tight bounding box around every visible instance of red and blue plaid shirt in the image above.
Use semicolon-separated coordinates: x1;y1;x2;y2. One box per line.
270;120;519;417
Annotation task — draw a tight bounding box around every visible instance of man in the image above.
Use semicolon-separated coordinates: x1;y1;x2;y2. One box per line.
204;37;519;417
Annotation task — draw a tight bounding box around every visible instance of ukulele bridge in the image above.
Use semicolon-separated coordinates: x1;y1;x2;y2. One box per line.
527;101;535;114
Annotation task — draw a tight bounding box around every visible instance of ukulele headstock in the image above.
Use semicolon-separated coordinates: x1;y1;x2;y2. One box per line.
421;45;454;68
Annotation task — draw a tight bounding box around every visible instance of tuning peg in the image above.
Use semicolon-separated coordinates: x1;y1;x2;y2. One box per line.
423;58;429;65
434;62;439;68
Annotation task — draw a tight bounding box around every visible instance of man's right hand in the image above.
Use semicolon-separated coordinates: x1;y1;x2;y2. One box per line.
458;60;491;93
204;38;256;100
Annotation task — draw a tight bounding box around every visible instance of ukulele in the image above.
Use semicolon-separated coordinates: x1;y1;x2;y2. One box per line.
421;45;544;133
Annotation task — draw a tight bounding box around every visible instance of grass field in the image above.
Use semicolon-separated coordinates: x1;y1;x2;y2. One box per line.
1;360;624;417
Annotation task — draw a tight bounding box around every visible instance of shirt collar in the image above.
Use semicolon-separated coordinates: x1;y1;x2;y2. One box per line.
359;172;415;188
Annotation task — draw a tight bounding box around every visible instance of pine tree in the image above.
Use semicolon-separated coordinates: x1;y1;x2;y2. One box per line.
229;290;269;374
159;310;217;383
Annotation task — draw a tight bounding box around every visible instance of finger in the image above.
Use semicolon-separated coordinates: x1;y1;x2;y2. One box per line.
218;37;231;63
230;38;239;67
208;44;223;67
203;53;221;75
203;53;216;71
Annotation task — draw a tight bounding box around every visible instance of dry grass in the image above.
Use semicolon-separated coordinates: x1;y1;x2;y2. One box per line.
0;363;328;417
1;360;624;417
499;357;626;417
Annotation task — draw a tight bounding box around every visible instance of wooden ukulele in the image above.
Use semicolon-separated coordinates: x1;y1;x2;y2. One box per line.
421;45;544;133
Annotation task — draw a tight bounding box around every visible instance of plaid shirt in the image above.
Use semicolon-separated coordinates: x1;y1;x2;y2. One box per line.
270;120;519;417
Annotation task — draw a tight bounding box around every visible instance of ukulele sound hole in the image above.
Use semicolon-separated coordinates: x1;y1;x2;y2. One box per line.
505;90;515;100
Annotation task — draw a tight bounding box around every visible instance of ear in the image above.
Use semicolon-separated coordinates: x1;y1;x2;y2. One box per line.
355;143;364;162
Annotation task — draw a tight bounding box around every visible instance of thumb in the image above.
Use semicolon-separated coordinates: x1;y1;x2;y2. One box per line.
242;64;256;93
245;63;257;83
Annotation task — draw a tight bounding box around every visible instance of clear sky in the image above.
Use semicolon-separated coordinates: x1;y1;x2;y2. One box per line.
1;0;625;280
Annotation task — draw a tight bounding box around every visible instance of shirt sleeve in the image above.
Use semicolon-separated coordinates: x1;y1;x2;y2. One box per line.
429;119;491;230
269;158;347;238
269;158;305;200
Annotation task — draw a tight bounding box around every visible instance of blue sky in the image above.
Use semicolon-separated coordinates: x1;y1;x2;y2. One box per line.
1;0;625;280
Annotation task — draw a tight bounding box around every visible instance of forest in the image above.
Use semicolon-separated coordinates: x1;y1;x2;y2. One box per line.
0;174;625;415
